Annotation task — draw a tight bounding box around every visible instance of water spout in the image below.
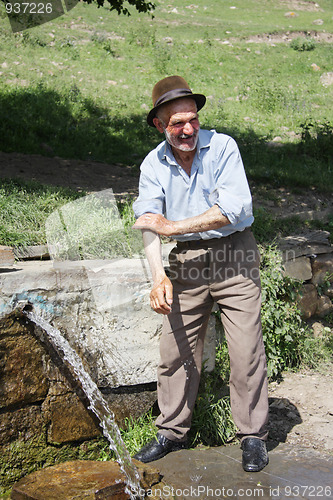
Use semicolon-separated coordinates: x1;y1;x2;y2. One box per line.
23;305;142;499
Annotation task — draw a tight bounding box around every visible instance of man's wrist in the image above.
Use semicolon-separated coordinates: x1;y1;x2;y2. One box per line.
152;270;167;282
172;220;184;235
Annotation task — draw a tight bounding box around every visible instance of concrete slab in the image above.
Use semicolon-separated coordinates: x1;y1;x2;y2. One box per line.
152;443;333;499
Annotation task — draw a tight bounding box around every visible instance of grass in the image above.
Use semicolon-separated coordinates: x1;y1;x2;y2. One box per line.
0;178;84;247
0;0;332;247
0;0;332;189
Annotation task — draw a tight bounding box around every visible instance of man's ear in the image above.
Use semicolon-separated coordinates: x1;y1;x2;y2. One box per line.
153;117;165;134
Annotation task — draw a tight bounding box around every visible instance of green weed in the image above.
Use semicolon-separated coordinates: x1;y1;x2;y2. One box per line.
120;409;158;456
290;37;316;52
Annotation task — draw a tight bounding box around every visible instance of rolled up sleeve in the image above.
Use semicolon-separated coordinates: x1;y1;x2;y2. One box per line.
209;137;253;226
132;163;165;218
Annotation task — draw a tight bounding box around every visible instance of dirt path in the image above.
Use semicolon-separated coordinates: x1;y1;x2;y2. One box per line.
0;150;332;456
268;370;333;454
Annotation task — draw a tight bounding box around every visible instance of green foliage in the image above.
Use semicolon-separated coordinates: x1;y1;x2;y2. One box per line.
299;119;333;162
299;328;333;371
119;409;158;455
81;0;155;16
240;78;289;114
45;192;143;261
259;246;305;378
252;209;302;245
290;36;316;51
252;209;333;246
190;361;236;447
190;393;236;447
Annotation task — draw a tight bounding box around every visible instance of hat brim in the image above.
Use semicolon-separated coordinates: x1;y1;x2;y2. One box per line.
147;93;206;127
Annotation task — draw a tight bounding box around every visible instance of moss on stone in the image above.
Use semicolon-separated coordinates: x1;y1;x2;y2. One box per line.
0;434;113;495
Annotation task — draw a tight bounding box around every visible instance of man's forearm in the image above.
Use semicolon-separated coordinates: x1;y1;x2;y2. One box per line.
141;229;173;314
141;229;165;280
133;205;231;237
173;204;230;235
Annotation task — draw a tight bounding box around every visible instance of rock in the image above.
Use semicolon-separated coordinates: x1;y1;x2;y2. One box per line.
0;259;162;388
11;460;128;499
285;12;298;17
311;321;326;338
316;296;333;318
283;256;312;281
0;245;15;267
312;19;324;25
0;405;44;446
0;255;217;389
11;459;163;500
320;72;333;87
278;230;332;260
0;314;49;410
14;245;49;260
0;311;103;446
311;254;333;286
42;392;100;444
296;284;318;319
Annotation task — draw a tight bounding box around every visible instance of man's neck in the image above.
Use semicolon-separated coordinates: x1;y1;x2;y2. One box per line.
171;147;196;176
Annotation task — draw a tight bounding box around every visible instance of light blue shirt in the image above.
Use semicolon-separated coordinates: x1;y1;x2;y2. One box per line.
133;129;254;241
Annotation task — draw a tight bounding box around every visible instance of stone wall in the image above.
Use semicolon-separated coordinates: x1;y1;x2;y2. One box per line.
0;245;218;452
0;311;101;448
279;231;333;319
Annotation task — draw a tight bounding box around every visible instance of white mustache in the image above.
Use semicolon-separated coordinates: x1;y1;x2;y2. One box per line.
180;132;196;139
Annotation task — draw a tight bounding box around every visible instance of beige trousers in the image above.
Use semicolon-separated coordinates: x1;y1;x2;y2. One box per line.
155;228;269;442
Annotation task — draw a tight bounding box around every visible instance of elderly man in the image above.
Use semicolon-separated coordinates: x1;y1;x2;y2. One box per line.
132;76;269;472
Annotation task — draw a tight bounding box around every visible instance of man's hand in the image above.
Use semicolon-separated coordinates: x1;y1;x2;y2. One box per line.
150;274;173;314
133;213;176;237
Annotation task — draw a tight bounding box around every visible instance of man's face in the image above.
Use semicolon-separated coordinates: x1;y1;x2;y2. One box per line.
154;98;200;152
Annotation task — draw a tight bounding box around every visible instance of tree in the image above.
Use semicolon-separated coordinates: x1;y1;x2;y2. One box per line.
82;0;155;16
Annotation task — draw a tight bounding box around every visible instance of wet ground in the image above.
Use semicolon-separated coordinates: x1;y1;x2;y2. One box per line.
10;443;333;499
153;442;333;499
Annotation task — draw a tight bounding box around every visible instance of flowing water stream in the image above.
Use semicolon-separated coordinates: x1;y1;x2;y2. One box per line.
25;309;143;499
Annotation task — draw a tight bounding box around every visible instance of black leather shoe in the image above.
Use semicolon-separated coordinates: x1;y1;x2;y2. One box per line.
133;433;187;463
241;437;269;472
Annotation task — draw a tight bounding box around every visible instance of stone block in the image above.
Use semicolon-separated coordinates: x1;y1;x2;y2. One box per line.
315;295;333;318
0;405;44;446
11;460;129;499
0;314;49;409
278;230;332;260
311;254;333;286
0;245;14;267
14;245;50;261
0;259;162;388
11;459;165;500
42;392;100;444
296;284;318;319
283;257;312;281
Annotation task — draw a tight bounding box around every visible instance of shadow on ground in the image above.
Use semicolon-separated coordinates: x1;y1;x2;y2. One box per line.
0;85;332;192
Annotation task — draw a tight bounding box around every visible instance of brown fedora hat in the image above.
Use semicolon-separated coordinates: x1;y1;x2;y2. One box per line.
147;75;206;127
